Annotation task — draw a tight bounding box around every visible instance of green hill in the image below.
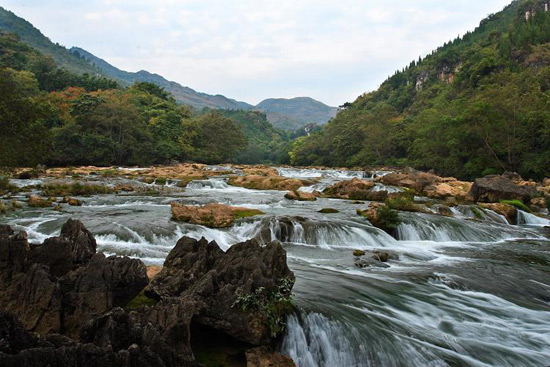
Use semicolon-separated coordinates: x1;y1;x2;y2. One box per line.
255;97;337;130
291;0;550;180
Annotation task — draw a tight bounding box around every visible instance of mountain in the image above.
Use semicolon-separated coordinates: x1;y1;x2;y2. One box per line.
0;6;336;128
0;7;100;76
291;0;550;180
254;97;337;130
69;47;252;110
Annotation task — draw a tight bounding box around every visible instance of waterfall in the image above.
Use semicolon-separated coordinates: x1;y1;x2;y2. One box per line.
517;210;550;226
186;179;229;190
282;313;369;367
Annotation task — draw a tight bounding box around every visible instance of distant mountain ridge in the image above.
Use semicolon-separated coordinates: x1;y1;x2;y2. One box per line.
255;97;338;130
0;6;337;129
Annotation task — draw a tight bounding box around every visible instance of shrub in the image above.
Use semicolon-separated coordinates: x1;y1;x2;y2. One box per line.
232;278;294;337
376;205;402;233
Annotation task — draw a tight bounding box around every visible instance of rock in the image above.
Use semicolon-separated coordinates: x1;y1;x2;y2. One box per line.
0;310;197;367
61;254;149;338
470;175;536;203
146;237;295;345
246;347;296;367
530;197;547;208
478;203;517;224
171;202;263;228
68;198;82;206
284;190;317;201
242;167;280;177
436;205;453;217
228;175;311;191
27;195;51;208
353;250;366;257
115;185;134;192
323;178;375;200
354;258;390;269
318;208;339;214
371;251;399;262
147;265;163;280
423;181;472;200
0;221;147;338
365;190;388;202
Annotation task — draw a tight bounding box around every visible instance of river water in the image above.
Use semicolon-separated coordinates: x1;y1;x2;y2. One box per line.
2;167;550;367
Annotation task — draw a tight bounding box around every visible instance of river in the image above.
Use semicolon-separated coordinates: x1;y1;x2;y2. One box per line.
2;166;550;367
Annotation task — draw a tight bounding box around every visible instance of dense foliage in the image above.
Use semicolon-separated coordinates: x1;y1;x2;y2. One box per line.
0;32;281;167
291;0;550;180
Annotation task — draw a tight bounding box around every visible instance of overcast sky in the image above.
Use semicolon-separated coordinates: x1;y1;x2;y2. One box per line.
1;0;511;106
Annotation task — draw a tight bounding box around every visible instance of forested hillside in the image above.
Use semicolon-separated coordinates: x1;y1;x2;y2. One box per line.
0;32;288;167
291;0;550;180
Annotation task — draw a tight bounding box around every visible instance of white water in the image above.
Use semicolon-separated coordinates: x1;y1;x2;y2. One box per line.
517;210;550;226
2;165;550;367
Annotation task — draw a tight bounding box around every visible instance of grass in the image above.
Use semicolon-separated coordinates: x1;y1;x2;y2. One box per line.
125;290;157;310
41;182;115;197
385;193;418;212
319;208;339;214
500;200;531;213
232;209;264;220
471;206;484;219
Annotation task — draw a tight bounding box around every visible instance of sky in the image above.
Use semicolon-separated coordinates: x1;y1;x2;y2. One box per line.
0;0;512;107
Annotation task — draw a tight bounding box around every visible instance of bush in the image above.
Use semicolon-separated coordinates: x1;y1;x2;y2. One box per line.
232;278;294;337
42;182;114;197
376;206;402;233
500;199;531;213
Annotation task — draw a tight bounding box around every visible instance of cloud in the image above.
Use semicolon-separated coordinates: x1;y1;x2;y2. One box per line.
0;0;512;105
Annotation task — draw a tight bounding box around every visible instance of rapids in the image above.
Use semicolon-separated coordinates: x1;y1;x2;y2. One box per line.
2;167;549;367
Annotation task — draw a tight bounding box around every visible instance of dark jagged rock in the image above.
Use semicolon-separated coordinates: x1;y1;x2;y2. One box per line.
0;220;296;367
470;175;536;203
146;236;295;345
0;220;147;337
0;310;198;367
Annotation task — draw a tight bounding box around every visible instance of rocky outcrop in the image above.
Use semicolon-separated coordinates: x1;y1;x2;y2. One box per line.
470;175;536;203
377;171;472;200
0;310;199;367
322;178;375;200
228;175;312;191
0;220;148;338
171;202;264;228
146;236;295;345
0;220;296;367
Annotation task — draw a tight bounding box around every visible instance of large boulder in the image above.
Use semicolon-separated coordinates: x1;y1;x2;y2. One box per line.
171;202;263;228
284;190;317;201
469;175;536;203
322;178;375;200
146;237;295;345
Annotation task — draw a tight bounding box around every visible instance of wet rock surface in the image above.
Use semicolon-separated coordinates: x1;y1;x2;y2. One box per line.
322;178;375;200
